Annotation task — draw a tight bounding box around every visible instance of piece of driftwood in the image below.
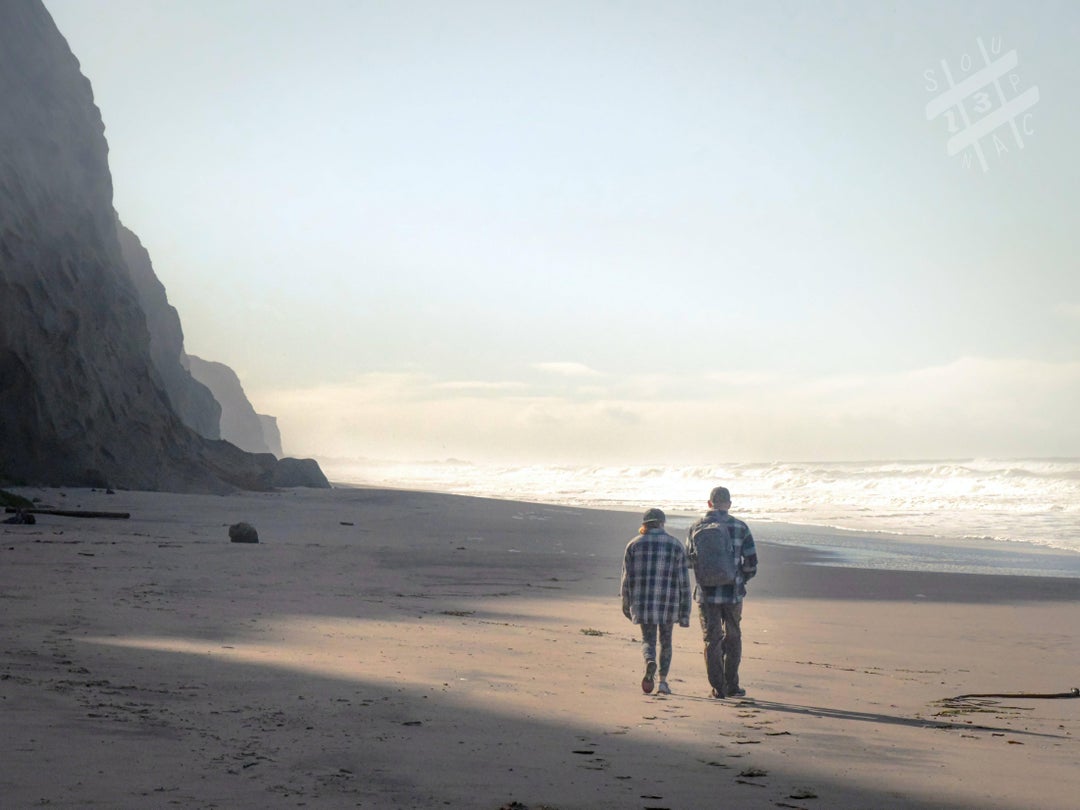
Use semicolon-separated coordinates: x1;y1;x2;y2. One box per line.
4;507;130;519
944;687;1080;701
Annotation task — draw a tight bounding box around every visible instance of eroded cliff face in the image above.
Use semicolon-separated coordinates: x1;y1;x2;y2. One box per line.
116;221;223;441
0;1;325;491
186;355;277;456
258;414;284;458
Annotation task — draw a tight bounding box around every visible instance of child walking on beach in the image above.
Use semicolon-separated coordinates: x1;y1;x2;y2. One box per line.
620;508;692;695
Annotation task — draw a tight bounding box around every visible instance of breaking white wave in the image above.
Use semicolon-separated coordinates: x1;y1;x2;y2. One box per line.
321;457;1080;556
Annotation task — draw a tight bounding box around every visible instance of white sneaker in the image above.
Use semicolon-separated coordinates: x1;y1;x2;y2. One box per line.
657;681;671;695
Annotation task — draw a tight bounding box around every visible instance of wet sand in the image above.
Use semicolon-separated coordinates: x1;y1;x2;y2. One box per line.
1;485;1078;808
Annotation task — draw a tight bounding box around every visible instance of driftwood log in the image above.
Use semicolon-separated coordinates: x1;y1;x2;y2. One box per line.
4;507;130;519
944;687;1080;701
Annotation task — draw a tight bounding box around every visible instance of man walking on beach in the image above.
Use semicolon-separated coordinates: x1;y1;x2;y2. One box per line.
620;508;691;695
686;486;758;698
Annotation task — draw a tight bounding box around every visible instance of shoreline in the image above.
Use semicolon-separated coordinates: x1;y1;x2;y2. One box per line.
12;480;1080;582
319;456;1080;556
2;484;1078;808
327;479;1080;580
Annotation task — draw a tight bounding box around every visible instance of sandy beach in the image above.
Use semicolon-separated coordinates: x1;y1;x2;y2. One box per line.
2;485;1078;809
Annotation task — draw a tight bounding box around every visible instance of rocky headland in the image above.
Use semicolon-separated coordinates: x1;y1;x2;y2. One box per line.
185;355;281;457
0;0;327;492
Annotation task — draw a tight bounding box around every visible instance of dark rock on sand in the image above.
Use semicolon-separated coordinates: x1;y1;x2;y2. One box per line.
228;522;259;544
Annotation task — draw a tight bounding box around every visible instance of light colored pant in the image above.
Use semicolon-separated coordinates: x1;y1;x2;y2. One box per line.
639;623;673;677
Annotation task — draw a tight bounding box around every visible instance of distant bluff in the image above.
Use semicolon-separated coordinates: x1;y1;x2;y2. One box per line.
185;355;283;457
115;220;223;442
0;0;328;492
117;221;284;458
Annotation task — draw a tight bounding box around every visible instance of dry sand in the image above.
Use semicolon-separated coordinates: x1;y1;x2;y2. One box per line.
1;485;1078;809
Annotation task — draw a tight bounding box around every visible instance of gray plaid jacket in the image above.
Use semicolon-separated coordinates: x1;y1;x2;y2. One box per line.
686;510;758;605
621;528;692;625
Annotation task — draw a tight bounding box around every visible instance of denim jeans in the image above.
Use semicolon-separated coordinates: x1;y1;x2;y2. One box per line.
639;622;674;677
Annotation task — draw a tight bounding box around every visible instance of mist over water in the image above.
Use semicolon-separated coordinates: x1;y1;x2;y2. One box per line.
323;457;1080;558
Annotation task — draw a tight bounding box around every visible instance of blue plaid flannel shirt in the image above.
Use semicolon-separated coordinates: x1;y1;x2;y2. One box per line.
686;510;758;605
620;528;692;626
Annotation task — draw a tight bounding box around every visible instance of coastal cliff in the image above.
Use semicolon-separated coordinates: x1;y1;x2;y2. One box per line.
115;221;223;441
117;222;286;458
186;355;279;456
0;0;327;491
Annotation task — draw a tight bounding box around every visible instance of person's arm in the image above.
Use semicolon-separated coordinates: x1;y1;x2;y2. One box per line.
620;546;633;619
741;528;758;581
677;547;692;626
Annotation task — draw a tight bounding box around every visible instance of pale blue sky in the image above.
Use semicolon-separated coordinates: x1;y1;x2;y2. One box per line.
44;0;1080;463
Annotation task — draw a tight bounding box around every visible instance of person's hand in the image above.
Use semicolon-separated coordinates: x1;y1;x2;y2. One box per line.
622;606;632;621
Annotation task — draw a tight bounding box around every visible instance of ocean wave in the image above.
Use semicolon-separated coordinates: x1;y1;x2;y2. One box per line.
321;457;1080;555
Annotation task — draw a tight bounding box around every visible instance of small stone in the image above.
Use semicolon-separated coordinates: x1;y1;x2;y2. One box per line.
228;522;259;543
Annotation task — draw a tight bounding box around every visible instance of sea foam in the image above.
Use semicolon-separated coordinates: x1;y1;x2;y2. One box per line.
322;457;1080;556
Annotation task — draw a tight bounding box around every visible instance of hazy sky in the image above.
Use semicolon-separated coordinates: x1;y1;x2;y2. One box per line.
44;0;1080;464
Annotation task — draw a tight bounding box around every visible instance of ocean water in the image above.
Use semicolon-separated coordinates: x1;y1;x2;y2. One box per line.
321;457;1080;578
322;457;1080;560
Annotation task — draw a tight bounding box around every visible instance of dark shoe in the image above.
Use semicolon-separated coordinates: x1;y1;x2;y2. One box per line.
710;687;724;699
727;687;747;698
641;660;657;694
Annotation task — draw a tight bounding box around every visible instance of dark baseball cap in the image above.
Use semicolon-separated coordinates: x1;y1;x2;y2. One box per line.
642;507;666;524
